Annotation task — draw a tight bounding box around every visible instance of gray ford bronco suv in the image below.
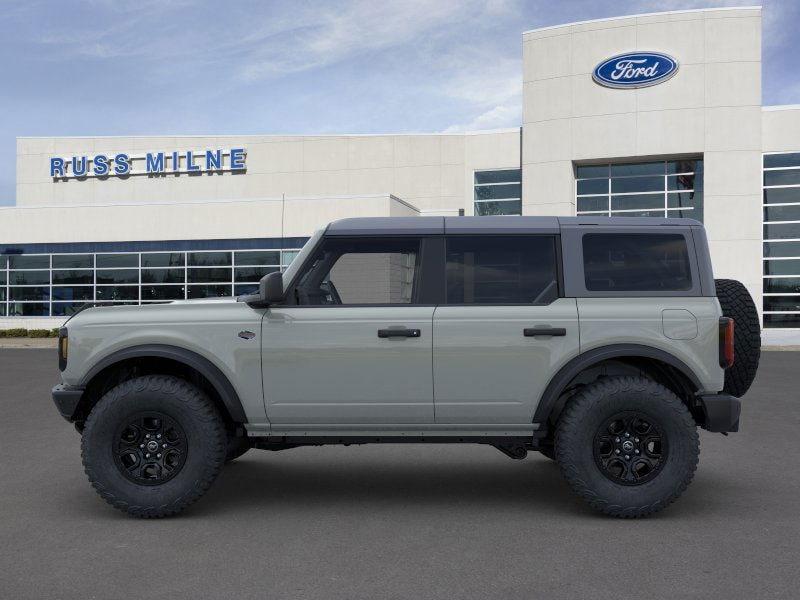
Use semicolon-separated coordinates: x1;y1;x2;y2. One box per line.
52;216;761;518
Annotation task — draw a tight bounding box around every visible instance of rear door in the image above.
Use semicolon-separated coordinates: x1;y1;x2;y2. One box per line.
432;234;579;424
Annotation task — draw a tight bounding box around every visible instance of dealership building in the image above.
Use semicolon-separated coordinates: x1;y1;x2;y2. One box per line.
3;6;800;343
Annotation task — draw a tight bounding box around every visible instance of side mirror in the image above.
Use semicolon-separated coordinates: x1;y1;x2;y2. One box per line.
261;271;284;304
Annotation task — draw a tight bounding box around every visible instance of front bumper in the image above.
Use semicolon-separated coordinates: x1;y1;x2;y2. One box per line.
697;393;741;433
52;384;85;422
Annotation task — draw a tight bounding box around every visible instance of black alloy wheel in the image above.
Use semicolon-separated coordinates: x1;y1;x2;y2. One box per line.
114;412;187;485
593;412;667;485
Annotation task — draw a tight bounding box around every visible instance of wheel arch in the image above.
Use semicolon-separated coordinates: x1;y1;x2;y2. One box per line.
533;344;703;429
77;344;247;426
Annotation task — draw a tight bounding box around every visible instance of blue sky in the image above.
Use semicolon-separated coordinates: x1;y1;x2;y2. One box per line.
2;0;798;206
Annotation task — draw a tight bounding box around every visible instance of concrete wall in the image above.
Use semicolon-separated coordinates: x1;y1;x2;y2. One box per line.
521;7;764;313
16;131;521;216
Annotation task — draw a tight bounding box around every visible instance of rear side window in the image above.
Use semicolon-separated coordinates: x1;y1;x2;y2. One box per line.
582;233;692;292
445;236;559;304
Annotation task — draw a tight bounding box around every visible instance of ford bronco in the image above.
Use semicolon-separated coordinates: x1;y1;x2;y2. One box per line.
52;216;761;518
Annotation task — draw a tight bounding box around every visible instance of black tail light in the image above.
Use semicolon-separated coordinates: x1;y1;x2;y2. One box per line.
58;327;68;372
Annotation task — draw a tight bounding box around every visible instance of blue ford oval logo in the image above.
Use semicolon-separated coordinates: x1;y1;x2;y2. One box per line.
593;52;678;89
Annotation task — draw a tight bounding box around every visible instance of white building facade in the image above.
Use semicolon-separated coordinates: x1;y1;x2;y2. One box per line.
3;6;800;343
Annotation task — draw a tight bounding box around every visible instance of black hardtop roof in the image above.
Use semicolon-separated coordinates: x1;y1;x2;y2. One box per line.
325;215;702;236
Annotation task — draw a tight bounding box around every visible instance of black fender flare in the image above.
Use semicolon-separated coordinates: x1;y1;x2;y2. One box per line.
79;344;247;423
532;344;703;425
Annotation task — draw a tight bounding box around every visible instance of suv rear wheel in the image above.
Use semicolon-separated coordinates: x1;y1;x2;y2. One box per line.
81;375;226;518
555;376;699;518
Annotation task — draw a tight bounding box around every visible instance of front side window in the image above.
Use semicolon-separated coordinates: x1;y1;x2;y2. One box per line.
445;236;558;304
582;233;692;292
294;238;421;305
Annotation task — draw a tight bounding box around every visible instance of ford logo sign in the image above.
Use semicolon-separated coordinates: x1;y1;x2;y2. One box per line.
592;52;678;89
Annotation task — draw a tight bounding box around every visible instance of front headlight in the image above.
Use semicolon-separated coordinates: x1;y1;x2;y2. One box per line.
58;327;68;372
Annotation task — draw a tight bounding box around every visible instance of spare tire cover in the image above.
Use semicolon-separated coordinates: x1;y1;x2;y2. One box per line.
715;279;761;397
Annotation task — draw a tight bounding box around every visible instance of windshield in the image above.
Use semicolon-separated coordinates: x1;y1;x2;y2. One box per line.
281;229;323;286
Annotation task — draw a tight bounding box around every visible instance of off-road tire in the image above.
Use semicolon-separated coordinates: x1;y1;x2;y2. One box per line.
555;376;699;518
715;278;761;397
538;442;556;461
81;375;226;518
225;434;251;463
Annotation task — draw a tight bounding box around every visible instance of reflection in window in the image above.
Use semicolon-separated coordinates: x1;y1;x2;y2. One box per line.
474;169;522;216
576;159;703;221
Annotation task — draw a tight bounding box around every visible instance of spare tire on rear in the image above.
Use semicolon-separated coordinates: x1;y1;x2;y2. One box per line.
715;279;761;397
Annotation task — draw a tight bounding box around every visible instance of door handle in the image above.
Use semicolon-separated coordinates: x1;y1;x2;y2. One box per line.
524;327;566;337
378;328;421;338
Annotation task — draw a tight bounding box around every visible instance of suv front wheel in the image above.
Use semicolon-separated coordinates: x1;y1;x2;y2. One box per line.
555;376;699;518
81;375;226;518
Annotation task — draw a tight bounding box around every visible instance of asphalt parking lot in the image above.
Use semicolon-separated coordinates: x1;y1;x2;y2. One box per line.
2;349;799;599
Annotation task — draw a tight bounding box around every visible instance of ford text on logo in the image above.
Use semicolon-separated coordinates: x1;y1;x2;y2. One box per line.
50;148;246;179
592;52;678;89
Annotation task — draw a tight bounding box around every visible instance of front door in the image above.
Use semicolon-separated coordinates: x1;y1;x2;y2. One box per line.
261;235;435;425
433;234;580;424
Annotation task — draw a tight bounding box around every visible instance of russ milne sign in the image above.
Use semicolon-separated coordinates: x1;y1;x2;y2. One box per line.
592;52;678;89
50;148;246;179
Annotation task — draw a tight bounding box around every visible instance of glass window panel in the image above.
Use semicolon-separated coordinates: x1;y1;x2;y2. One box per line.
52;270;93;284
0;255;6;269
764;259;800;276
667;173;698;191
575;165;608;179
764;205;800;222
141;268;184;284
764;223;800;240
96;269;138;284
96;286;138;301
0;288;5;302
764;314;800;328
234;266;278;283
0;271;5;285
234;284;259;296
294;238;420;305
764;188;800;205
187;284;232;299
142;285;184;301
52;254;93;269
9;270;50;285
610;162;664;177
667;160;702;174
188;251;232;266
611;176;664;194
764;241;800;258
583;233;692;291
667;191;702;208
8;302;49;316
474;200;522;216
9;255;48;269
576;179;608;195
282;251;300;266
764;170;800;187
474;169;521;184
474;183;521;201
763;278;800;294
234;251;280;266
52;286;93;301
763;296;800;312
0;304;5;316
670;208;703;220
51;302;87;316
445;236;558;304
764;153;800;169
187;267;231;283
141;253;185;268
611;194;665;211
577;197;608;212
96;253;137;268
